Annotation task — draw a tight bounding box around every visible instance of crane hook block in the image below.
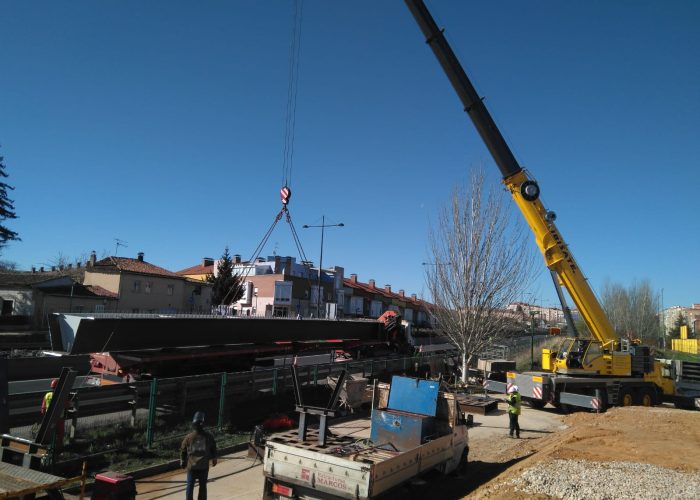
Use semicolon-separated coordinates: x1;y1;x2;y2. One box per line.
280;186;291;205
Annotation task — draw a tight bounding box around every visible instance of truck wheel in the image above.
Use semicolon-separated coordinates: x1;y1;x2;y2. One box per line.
639;388;656;407
525;397;545;410
556;403;572;414
619;389;634;407
457;447;469;476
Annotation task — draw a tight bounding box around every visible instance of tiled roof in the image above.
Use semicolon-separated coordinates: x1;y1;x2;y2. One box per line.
85;285;118;298
177;263;214;276
343;278;429;308
93;257;182;279
0;268;85;287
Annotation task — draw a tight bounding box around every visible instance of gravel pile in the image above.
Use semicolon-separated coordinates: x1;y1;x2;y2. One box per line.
510;459;700;499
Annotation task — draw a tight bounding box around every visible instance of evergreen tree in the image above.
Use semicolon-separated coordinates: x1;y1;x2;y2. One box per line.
206;247;244;306
0;148;20;251
669;311;689;339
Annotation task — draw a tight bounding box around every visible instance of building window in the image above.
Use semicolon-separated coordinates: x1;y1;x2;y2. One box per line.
95;304;105;313
133;280;141;293
72;305;85;313
132;308;140;313
1;300;13;316
167;285;174;296
145;282;152;294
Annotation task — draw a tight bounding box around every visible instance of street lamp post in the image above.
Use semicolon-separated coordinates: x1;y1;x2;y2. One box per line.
303;216;344;318
530;310;540;369
660;288;665;350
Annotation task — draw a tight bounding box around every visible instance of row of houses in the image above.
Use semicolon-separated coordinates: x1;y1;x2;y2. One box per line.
178;254;431;325
0;252;432;330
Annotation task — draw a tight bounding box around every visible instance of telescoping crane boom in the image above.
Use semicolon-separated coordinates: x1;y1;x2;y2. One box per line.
403;0;688;411
404;0;618;359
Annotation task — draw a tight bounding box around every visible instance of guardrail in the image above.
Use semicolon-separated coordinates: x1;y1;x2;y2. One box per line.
8;352;456;435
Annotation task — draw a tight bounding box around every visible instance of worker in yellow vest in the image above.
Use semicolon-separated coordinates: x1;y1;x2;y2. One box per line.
506;385;521;438
41;379;65;450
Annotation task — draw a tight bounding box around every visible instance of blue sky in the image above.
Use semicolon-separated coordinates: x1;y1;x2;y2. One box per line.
1;1;698;309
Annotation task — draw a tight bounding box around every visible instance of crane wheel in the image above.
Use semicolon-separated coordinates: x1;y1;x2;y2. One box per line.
639;388;655;407
619;389;634;407
525;397;546;410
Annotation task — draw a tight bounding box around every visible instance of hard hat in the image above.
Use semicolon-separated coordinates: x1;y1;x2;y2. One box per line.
192;411;205;424
50;379;58;389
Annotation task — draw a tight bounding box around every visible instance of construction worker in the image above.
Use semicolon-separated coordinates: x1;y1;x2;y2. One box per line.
180;411;217;500
506;385;521;438
40;379;65;450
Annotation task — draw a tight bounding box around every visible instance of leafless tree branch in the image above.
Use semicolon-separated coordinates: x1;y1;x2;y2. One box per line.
425;168;537;382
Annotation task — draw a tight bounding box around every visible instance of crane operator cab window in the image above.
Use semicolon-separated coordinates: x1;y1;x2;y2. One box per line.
582;341;602;366
557;338;593;369
567;339;590;369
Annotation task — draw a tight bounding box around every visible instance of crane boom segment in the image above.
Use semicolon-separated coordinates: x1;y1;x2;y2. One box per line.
404;0;619;347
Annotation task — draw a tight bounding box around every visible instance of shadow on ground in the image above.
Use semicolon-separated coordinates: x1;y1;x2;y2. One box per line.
382;454;533;499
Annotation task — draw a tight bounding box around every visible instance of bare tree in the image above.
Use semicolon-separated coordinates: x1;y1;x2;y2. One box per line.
601;279;660;345
44;250;107;273
425;169;537;383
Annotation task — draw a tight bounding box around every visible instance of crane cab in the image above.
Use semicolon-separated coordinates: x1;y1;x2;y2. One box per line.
544;337;633;377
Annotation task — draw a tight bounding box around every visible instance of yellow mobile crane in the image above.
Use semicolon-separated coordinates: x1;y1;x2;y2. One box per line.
404;0;680;410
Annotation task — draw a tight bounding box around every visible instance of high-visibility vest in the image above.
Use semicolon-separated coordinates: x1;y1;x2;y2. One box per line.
42;391;53;413
507;392;521;415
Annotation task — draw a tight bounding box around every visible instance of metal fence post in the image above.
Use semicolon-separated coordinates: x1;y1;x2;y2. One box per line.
130;385;138;428
313;365;318;386
146;378;158;448
218;372;227;430
272;369;278;396
69;394;79;440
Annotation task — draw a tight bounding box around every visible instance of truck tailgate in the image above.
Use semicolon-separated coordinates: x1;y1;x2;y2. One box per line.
264;431;458;499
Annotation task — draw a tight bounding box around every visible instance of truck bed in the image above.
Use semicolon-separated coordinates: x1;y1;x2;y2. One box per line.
263;428;460;499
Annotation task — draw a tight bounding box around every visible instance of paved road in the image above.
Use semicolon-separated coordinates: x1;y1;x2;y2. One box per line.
132;396;564;499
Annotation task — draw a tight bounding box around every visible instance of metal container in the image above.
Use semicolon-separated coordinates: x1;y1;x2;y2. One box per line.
370;408;436;451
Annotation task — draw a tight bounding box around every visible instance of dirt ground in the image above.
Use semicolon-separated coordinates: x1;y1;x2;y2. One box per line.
463;404;700;499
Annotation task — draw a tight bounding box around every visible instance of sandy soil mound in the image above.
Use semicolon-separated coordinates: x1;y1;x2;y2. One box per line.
471;406;700;499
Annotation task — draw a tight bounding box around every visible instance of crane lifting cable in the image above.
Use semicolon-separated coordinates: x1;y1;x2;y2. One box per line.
281;0;304;189
221;200;311;305
222;1;311;305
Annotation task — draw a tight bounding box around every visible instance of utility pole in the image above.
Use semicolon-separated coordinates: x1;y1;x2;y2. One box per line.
661;288;665;350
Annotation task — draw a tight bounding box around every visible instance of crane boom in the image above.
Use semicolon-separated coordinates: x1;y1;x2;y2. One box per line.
404;0;619;348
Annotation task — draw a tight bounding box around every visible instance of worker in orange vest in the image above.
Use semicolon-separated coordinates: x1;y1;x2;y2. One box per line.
41;379;65;451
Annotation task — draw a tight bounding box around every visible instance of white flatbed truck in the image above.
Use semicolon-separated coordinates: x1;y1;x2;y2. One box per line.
262;377;469;499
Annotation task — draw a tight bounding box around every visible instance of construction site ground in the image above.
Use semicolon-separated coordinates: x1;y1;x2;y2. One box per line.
127;395;700;499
